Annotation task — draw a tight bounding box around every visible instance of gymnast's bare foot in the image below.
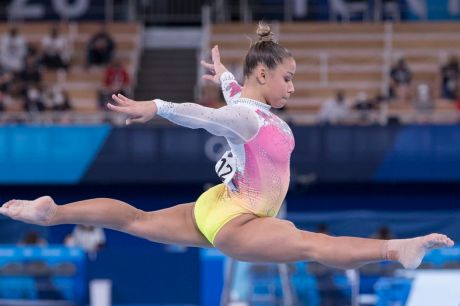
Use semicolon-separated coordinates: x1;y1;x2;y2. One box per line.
0;196;57;226
386;233;454;269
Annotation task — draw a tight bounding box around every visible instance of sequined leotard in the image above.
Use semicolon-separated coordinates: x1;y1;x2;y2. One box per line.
154;72;295;244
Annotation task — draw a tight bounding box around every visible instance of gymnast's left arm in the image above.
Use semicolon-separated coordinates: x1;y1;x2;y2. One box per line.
201;45;242;104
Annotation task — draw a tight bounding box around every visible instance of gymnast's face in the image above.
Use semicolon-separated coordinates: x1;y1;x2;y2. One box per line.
262;57;296;108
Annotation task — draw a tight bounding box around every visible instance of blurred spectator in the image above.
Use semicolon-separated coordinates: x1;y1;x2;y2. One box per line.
0;94;4;112
18;54;45;112
18;231;64;300
0;26;27;73
200;83;225;109
353;91;380;124
19;54;42;86
4;81;23;112
389;58;412;103
86;24;115;67
18;231;47;246
353;91;378;123
317;223;329;234
309;222;349;306
329;0;370;21
373;93;390;124
353;91;374;110
23;83;46;112
98;57;130;108
65;225;105;260
378;0;401;21
0;65;13;92
318;89;349;124
43;84;72;111
40;24;71;70
0;67;13;111
440;55;460;101
413;83;434;116
371;225;394;240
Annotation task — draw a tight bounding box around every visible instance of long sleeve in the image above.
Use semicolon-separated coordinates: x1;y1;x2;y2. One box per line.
155;99;259;144
220;71;242;105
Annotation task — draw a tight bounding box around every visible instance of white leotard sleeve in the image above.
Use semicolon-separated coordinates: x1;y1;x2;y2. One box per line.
155;99;259;144
220;71;242;105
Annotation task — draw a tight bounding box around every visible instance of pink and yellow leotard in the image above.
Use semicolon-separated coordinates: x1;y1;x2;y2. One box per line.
154;72;295;244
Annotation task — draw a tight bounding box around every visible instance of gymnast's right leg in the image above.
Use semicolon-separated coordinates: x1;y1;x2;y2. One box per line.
0;196;212;248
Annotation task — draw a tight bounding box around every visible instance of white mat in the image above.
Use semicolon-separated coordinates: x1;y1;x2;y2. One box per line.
406;270;460;306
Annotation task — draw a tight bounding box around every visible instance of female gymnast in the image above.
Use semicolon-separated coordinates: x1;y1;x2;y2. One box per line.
0;23;453;270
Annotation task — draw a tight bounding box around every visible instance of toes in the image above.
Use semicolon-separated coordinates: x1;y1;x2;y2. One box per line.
4;200;17;208
0;200;24;218
446;237;454;246
427;234;454;247
438;235;453;245
0;205;11;216
8;205;20;216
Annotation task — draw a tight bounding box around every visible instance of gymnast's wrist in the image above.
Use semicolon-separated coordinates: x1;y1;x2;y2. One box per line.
153;99;169;116
220;71;235;84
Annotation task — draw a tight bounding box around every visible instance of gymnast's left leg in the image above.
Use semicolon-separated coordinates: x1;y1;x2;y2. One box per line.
214;214;454;269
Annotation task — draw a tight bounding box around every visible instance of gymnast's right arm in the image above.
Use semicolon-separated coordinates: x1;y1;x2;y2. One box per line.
108;94;259;145
154;99;258;144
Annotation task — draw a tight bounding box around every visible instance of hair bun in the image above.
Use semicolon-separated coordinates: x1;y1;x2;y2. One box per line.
256;22;274;43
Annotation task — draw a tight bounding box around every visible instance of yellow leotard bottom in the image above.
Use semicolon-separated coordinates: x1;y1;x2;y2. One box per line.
194;184;252;245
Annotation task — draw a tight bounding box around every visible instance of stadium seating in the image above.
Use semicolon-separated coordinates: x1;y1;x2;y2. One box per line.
209;22;460;121
0;22;142;114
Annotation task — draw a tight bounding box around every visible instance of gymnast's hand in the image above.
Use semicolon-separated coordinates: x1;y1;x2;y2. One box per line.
0;196;58;226
201;45;228;84
107;93;157;125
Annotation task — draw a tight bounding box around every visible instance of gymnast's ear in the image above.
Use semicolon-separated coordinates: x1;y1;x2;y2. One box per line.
254;64;268;85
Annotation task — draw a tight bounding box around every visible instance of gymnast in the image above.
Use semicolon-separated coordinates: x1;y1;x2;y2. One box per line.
0;23;453;270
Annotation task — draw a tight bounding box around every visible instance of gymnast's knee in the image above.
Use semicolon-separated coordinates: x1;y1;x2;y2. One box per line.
299;231;330;261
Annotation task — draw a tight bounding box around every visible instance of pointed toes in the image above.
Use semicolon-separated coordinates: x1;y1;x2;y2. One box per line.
426;233;454;248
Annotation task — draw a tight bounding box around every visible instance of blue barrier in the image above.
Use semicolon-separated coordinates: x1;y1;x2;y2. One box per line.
0;245;86;303
3;125;460;183
0;125;110;184
375;277;412;306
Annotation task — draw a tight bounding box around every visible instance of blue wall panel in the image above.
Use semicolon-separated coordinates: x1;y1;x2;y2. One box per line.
0;125;110;184
376;125;460;181
4;124;460;183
